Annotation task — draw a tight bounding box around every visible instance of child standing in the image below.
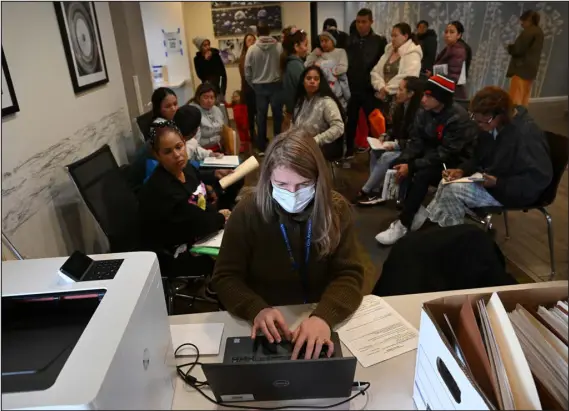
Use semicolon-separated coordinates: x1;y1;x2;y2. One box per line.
225;90;251;153
305;30;350;108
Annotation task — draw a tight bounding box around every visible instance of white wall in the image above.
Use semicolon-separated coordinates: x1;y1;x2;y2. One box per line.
317;2;346;32
1;2;132;258
140;2;191;84
182;2;311;102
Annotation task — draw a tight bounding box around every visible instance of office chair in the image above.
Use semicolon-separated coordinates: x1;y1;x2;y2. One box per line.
65;145;214;314
471;131;569;280
136;110;154;142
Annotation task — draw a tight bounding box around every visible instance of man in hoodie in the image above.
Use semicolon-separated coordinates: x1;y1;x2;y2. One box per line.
193;37;227;102
345;8;388;158
245;21;283;154
416;20;437;76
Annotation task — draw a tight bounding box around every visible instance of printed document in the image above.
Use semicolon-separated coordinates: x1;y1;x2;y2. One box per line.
337;295;418;367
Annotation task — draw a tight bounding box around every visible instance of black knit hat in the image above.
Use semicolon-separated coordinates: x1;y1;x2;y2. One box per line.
173;105;202;137
424;74;455;105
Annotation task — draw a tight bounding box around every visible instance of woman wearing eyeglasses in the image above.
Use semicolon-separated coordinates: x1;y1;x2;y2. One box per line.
415;86;553;229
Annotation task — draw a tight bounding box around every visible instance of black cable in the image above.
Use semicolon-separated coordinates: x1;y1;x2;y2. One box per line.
174;343;371;410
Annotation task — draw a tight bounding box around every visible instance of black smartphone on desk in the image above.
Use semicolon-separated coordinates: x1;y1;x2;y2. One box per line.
59;251;124;282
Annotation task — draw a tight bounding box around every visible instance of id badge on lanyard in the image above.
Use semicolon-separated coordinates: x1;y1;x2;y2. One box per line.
279;220;312;304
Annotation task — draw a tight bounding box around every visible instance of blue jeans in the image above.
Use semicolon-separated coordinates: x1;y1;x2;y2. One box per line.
253;82;283;151
362;150;402;194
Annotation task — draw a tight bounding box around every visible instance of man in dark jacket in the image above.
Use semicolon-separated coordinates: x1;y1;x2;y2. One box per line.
420;86;553;230
376;74;478;245
416;20;437;75
193;37;228;101
345;8;387;158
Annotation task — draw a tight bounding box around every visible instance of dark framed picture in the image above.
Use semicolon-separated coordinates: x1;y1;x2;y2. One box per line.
2;48;20;117
53;1;109;93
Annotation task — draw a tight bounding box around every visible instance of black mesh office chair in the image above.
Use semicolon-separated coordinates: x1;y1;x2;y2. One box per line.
471;131;569;280
66;145;214;314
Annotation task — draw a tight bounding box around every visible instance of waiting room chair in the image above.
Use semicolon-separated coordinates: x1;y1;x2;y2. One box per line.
136;110;154;142
65;145;215;314
471;131;569;280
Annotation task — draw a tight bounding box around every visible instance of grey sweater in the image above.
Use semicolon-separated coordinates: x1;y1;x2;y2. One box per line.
190;102;224;149
293;96;344;145
245;36;283;85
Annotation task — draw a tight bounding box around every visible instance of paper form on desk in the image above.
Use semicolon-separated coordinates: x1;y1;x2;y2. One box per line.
337;295;419;368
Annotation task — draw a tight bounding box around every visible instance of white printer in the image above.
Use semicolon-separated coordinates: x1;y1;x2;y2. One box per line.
1;252;176;410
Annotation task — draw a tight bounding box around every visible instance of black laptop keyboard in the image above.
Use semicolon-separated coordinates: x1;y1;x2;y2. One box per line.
231;351;328;363
84;259;124;281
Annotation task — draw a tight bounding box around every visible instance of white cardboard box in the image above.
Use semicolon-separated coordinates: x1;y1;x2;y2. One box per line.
412;285;568;410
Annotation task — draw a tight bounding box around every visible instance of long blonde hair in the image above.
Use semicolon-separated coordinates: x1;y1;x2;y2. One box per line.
255;128;342;258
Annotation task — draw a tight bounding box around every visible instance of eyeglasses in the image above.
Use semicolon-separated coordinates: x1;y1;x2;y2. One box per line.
469;112;494;124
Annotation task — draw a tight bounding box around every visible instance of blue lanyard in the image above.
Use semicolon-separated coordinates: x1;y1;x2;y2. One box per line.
279;219;312;303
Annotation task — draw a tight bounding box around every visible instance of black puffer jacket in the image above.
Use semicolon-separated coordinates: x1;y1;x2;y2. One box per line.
395;102;478;172
459;106;553;208
346;30;387;93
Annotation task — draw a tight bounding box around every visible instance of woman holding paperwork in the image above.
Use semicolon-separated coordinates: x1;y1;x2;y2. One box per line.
137;122;231;277
292;66;345;161
190;82;226;152
430;21;470;100
212;129;374;360
415;86;553;229
356;76;424;206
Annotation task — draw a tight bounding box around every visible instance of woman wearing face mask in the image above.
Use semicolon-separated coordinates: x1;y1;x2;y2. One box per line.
281;28;309;126
293;66;346;162
239;33;258;141
193;37;227;102
371;23;422;123
356;76;424;206
431;21;470;100
212;129;373;360
190;82;227;152
137;122;231;281
416;86;553;229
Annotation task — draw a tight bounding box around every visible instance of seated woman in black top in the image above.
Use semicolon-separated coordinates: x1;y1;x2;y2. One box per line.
137;122;230;276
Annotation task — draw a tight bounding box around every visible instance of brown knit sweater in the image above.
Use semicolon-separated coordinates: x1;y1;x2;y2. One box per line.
212;191;374;328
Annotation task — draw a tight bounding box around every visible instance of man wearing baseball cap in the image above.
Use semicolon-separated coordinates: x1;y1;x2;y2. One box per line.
376;74;478;245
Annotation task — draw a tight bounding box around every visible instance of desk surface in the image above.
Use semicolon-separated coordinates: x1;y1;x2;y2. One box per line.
170;281;567;410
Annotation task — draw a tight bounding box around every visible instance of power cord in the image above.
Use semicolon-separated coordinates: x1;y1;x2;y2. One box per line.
175;343;371;410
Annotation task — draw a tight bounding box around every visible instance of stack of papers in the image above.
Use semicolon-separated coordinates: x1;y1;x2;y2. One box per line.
190;230;224;256
509;304;568;409
201;155;240;168
444;293;568;410
337;295;418;368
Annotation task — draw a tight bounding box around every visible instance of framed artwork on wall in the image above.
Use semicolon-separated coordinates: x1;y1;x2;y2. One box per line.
53;1;109;93
2;48;20;117
212;4;282;36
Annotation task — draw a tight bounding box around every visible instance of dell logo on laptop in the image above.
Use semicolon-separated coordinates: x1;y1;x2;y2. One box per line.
273;380;290;388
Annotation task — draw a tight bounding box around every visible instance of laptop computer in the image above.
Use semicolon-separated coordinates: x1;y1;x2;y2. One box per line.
202;332;357;403
59;251;124;282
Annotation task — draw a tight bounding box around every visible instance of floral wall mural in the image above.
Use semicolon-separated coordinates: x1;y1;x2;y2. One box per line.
345;2;567;98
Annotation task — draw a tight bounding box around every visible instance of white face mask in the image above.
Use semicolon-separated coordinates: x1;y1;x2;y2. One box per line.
272;183;316;214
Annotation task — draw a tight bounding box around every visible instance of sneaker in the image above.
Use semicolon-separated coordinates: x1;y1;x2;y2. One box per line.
356;146;369;154
410;206;429;231
357;192;385;206
375;220;407;245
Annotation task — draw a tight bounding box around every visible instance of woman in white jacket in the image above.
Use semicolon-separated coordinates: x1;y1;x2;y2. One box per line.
371;23;422;123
